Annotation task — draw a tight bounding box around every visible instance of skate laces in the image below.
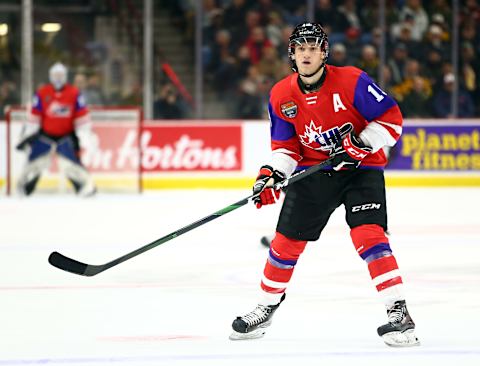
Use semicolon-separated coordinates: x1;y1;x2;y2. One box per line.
387;302;406;324
241;305;271;326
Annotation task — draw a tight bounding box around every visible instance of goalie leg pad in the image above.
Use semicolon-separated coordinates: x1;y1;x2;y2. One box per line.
17;154;52;195
58;157;96;196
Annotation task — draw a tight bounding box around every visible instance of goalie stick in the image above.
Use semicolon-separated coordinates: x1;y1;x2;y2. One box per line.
48;158;333;276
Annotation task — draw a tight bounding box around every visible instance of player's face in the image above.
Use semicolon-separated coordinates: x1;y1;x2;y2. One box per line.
294;41;325;75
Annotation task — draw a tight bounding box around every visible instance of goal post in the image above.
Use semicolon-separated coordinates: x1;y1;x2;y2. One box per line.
2;106;143;195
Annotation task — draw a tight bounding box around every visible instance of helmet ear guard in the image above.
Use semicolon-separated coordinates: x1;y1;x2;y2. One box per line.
288;22;329;73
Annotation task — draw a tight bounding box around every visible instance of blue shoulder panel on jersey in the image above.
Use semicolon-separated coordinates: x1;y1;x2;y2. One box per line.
32;94;43;112
268;102;296;141
353;72;396;122
76;93;87;111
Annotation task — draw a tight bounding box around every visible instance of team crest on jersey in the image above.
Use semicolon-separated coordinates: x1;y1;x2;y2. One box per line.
299;120;353;153
47;101;72;117
280;101;297;118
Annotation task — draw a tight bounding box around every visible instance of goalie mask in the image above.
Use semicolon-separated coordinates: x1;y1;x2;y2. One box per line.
49;62;68;90
288;23;329;76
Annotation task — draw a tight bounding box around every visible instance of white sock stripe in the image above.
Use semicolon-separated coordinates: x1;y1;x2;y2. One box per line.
378;283;405;307
261;275;288;289
373;269;401;286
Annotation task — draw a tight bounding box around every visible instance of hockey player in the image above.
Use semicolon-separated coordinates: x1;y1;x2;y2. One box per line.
17;62;96;196
230;23;419;347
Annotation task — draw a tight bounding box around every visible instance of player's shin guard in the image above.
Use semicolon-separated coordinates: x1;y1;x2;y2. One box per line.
351;224;419;346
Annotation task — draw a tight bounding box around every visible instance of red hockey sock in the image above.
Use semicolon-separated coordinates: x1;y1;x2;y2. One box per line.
260;232;307;301
351;224;404;305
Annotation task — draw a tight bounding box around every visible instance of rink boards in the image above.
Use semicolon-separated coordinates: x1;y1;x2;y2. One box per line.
1;119;480;192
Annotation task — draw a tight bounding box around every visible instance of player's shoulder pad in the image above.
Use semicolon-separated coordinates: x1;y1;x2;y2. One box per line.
270;74;296;102
327;65;363;83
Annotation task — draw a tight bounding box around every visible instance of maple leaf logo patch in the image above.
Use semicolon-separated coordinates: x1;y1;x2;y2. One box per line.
299;120;354;153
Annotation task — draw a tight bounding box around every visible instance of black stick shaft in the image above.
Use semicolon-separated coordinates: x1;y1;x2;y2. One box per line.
48;158;332;276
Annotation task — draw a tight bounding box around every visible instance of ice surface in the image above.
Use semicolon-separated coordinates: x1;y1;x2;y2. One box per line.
1;188;479;365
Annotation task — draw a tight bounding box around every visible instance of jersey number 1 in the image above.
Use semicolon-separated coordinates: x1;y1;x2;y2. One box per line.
367;84;386;102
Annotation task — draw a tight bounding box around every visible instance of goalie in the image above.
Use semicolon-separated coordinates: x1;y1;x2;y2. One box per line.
16;62;96;196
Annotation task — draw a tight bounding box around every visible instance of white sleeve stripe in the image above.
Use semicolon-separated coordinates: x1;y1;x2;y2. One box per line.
270;150;298;177
374;119;403;135
272;148;298;156
359;121;398;152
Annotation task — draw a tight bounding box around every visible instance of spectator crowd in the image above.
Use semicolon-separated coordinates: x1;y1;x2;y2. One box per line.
194;0;480;119
1;0;479;120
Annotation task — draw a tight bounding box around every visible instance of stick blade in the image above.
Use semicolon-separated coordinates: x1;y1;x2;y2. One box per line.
48;251;93;276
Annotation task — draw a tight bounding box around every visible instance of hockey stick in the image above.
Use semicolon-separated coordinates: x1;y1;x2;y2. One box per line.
48;158;333;276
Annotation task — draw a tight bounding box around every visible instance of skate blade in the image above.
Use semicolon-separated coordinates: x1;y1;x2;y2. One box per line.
382;329;420;347
229;328;266;341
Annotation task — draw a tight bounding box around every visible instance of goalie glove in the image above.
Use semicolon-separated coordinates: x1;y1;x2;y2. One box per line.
331;131;372;171
253;165;286;209
75;121;96;151
16;121;40;152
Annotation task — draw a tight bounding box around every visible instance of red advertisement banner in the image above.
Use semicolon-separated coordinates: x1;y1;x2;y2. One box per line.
83;124;242;172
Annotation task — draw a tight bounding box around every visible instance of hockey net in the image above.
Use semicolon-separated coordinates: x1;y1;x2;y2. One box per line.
1;106;142;195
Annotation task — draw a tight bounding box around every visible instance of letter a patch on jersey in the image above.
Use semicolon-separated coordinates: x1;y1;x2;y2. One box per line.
333;93;347;112
281;101;297;118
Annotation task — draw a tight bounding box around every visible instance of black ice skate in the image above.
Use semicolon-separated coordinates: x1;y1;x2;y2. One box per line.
377;300;420;347
229;293;285;340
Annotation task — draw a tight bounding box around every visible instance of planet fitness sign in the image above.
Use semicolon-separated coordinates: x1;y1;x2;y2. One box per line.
388;122;480;170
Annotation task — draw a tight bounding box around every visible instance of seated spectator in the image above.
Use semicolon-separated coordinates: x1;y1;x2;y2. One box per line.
423;49;445;87
421;24;450;64
207;29;238;94
387;42;409;85
257;46;284;82
391;59;432;102
343;27;362;64
314;0;336;34
235;65;267;119
432;73;474;118
400;76;432;117
79;74;107;106
244;26;273;64
154;83;185;119
356;44;379;80
329;43;348;67
398;0;429;42
265;11;285;48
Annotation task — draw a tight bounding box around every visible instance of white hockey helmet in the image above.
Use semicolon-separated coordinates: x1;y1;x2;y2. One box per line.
49;62;68;90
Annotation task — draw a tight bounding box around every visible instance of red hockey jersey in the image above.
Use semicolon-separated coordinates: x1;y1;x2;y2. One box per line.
268;65;403;169
31;83;89;137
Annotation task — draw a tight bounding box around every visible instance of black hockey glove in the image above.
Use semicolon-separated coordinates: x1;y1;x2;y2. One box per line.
331;132;372;171
253;165;286;208
16;132;40;152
